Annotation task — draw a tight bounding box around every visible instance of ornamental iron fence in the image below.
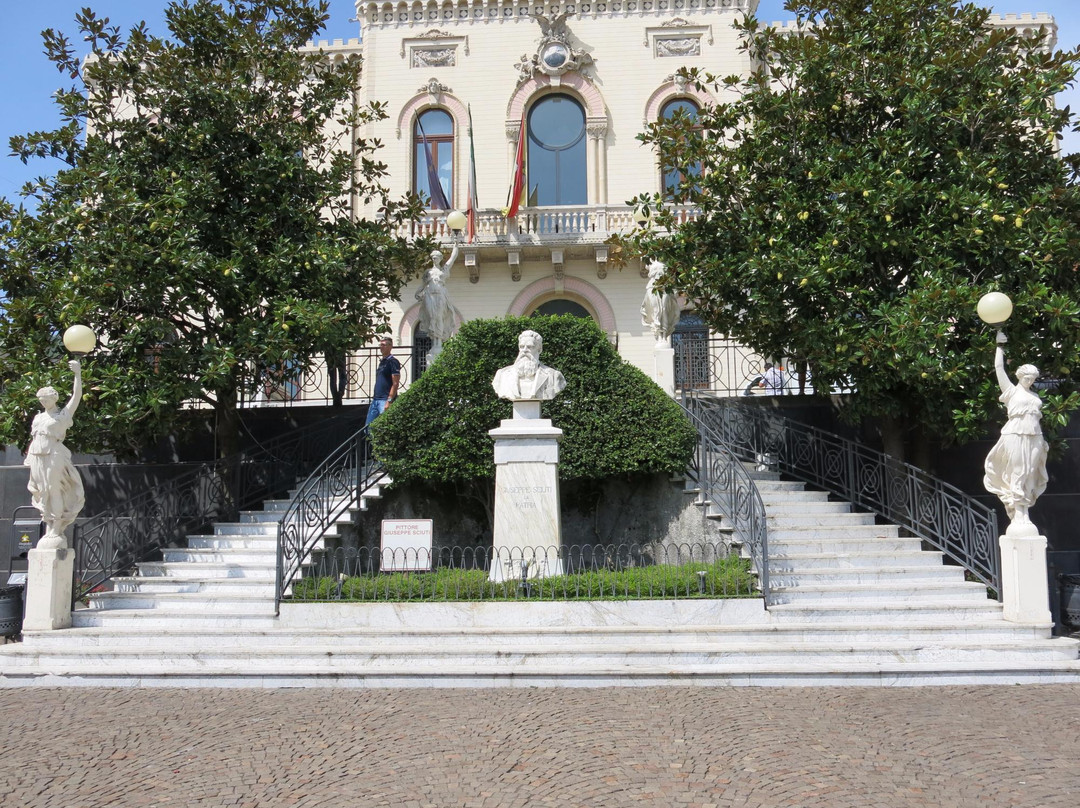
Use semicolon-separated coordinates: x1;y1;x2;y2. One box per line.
72;413;362;604
685;394;1001;596
238;345;422;408
285;542;754;602
673;337;853;397
678;401;771;602
275;425;386;612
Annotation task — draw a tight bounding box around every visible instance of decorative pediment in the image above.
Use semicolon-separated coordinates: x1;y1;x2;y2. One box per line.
644;19;713;58
401;29;469;68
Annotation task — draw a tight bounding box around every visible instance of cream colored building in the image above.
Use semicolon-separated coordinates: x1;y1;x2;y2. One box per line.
300;3;1057;399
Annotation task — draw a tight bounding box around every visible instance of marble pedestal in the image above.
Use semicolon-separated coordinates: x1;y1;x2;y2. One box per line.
489;401;563;582
23;546;74;631
653;343;675;397
999;525;1052;625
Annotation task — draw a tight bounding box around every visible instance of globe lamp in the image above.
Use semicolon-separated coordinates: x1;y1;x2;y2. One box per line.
977;292;1013;326
62;325;97;356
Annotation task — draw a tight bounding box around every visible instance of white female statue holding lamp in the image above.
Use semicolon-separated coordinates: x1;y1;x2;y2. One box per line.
22;324;94;631
976;292;1051;624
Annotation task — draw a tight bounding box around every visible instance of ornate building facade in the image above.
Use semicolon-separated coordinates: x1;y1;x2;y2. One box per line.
309;2;1057;395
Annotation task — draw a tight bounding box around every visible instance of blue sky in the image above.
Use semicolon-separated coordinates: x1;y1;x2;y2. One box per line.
1;1;1077;203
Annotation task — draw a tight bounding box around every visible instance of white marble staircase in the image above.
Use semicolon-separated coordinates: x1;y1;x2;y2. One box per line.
1;470;1078;687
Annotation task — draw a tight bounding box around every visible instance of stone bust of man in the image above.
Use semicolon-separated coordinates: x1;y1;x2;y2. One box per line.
492;330;566;401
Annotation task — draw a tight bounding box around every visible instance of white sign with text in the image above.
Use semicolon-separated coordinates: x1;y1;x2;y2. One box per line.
380;519;433;572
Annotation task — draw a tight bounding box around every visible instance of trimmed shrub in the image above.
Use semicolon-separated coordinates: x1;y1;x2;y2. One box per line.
370;316;696;485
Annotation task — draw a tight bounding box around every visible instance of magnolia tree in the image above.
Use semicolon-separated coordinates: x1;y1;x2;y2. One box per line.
624;0;1080;462
0;0;428;457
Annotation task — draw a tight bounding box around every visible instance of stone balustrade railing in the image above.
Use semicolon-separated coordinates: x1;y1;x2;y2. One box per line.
399;204;698;245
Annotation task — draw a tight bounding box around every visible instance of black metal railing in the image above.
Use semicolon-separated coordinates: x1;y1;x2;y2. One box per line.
239;345;422;408
673;337;852;397
275;425;386;612
678;402;771;602
285;542;754;602
686;393;1002;596
72;414;363;603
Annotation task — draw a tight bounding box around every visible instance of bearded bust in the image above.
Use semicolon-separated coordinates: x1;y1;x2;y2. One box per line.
492;330;566;401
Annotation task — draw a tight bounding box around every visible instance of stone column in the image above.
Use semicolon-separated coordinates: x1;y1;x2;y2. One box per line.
999;523;1052;625
23;545;74;631
489;400;563;582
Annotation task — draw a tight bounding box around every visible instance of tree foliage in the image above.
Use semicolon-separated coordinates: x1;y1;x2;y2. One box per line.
0;0;428;457
370;316;696;489
624;0;1080;456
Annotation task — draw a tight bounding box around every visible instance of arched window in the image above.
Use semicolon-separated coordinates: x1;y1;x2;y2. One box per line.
527;94;587;206
660;98;701;197
531;299;592;319
413;109;453;209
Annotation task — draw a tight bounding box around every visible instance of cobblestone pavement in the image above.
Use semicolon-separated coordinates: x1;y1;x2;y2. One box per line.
1;685;1078;808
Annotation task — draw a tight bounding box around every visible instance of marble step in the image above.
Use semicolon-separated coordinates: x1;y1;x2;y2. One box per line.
5;659;1080;688
757;491;832;503
768;581;991;604
110;577;275;595
70;609;279;628
3;637;1076;670
768;534;915;553
767;512;877;528
185;534;280;550
753;480;807;492
16;620;1057;651
162;548;277;564
84;591;276;612
758;501;854;515
136;561;277;578
769;568;965;588
769;551;945;570
212;523;279;536
767;599;1006;623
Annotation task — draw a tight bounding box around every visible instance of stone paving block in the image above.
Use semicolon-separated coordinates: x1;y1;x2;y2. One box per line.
0;686;1078;807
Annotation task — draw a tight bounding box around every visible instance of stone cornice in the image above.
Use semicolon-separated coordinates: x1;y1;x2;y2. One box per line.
361;0;754;30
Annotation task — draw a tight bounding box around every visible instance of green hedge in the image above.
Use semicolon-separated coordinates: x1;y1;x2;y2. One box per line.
371;316;696;485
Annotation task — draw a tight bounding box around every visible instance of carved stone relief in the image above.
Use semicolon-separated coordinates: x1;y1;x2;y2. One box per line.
412;47;456;68
656;37;701;57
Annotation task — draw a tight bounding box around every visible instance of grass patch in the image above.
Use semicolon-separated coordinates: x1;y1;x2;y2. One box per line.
289;555;757;602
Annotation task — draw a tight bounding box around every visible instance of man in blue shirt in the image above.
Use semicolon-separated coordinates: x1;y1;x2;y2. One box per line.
365;337;400;427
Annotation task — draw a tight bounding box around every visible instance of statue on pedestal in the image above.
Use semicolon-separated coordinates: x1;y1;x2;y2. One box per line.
640;259;679;345
492;330;566;402
416;243;462;344
983;331;1048;531
24;360;85;549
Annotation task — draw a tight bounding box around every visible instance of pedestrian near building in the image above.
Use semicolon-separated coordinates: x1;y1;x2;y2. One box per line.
365;337;400;427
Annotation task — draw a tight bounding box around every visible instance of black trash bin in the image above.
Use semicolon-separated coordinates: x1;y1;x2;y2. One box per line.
0;585;23;638
1061;575;1080;632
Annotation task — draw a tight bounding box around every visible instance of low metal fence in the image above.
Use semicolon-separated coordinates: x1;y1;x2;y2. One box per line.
285;542;756;602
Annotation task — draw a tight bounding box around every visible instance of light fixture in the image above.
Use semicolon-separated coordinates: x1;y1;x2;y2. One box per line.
633;205;651;226
446;209;467;233
62;325;96;356
977;292;1013;326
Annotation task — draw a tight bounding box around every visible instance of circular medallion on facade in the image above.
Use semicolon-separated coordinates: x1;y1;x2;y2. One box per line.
540;41;571;71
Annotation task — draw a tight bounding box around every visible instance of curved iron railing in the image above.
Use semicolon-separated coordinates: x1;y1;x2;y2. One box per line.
686;393;1001;597
71;413;363;603
678;400;771;602
275;425;386;612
